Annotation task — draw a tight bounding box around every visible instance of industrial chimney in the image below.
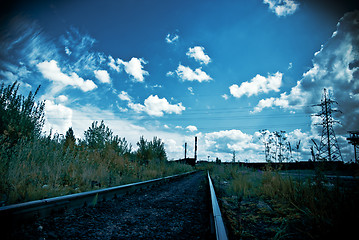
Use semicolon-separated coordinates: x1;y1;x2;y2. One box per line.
194;136;197;161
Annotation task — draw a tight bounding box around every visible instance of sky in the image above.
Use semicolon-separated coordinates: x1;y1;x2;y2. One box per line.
1;0;358;162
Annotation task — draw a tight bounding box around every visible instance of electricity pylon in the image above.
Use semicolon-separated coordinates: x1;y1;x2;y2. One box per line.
313;88;343;161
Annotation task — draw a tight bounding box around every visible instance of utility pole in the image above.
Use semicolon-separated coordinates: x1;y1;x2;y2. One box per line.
313;88;343;161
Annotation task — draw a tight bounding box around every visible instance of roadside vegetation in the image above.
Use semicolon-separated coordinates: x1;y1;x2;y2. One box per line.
207;163;359;239
0;82;193;205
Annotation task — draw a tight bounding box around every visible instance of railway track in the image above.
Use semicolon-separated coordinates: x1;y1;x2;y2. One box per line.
1;171;228;240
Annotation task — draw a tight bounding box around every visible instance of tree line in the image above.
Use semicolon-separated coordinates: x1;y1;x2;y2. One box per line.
0;81;180;205
0;81;167;165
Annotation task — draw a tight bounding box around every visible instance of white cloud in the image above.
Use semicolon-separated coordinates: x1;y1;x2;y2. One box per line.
117;57;149;82
108;56;120;72
64;47;71;56
186;125;198;132
250;11;359;157
61;27;105;73
206;129;252;142
166;71;174;77
263;0;299;17
37;60;97;92
203;129;261;158
165;139;183;156
140;95;185;117
230;72;282;98
186;46;211;65
94;69;110;84
118;91;132;102
175;64;212;82
188;87;194;95
251;80;306;113
119;92;186;117
57;95;68;103
165;33;179;44
222;94;229;100
251;96;287;113
43;100;73;134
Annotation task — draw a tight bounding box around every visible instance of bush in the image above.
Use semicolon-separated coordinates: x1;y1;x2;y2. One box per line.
136;136;167;165
0;82;190;205
0;82;45;146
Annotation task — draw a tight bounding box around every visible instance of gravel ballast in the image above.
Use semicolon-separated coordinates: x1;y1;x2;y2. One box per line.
9;171;214;240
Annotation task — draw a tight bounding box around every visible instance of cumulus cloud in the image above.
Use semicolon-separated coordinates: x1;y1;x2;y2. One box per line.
118;92;185;117
107;56;149;82
108;56;120;72
230;72;282;98
175;64;212;82
186;125;198;132
165;139;183;156
57;95;68;103
252;11;359;136
117;57;149;82
139;95;185;117
186;46;211;65
94;69;110;83
43;100;73;134
263;0;299;17
204;129;258;154
37;60;97;92
251;80;305;113
165;33;179;44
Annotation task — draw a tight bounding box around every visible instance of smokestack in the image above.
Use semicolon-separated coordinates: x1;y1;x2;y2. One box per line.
194;136;197;161
184;142;187;159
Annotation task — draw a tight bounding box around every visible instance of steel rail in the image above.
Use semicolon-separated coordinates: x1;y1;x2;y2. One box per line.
208;171;228;240
0;170;198;224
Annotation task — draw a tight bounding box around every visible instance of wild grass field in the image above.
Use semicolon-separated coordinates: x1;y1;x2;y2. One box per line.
0;82;193;206
207;164;359;239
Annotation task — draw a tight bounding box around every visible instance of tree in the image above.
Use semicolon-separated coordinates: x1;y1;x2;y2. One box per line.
64;127;76;150
82;120;132;156
136;136;167;165
136;136;151;165
274;131;287;163
0;81;45;147
151;136;167;162
260;129;291;163
83;120;112;150
107;135;132;156
260;129;273;163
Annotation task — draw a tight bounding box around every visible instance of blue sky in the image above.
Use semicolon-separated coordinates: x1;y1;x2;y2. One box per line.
1;0;359;162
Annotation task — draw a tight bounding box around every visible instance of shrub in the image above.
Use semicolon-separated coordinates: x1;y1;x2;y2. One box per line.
0;82;45;146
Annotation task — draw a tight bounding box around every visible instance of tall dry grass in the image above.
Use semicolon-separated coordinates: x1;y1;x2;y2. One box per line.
1;135;193;205
210;164;359;238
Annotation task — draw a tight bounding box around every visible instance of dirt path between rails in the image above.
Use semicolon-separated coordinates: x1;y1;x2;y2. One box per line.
10;172;214;240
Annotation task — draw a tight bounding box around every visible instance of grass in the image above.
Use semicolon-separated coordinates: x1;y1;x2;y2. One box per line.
0;83;193;206
208;163;359;239
0;136;193;205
